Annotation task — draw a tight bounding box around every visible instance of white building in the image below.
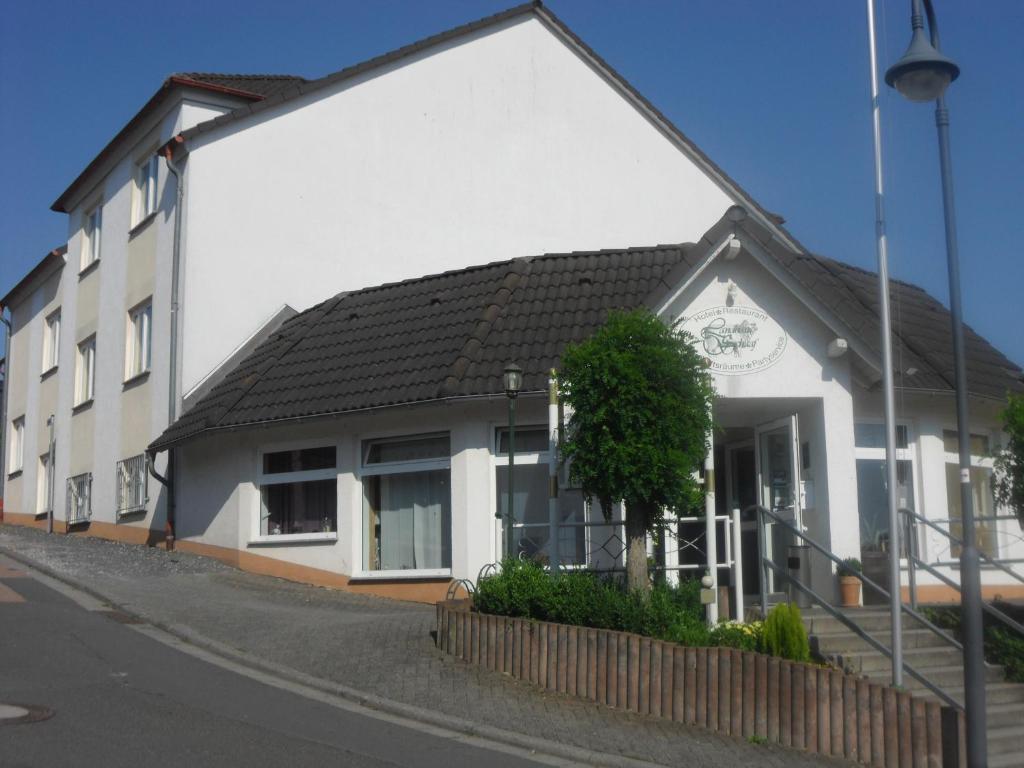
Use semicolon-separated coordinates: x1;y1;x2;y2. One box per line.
3;3;1021;607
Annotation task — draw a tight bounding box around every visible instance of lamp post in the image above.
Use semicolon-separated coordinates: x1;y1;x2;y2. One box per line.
503;363;523;560
885;2;986;765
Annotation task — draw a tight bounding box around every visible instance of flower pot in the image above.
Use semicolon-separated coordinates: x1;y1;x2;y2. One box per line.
839;575;862;608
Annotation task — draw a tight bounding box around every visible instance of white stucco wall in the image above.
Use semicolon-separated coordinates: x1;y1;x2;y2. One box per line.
179;15;736;394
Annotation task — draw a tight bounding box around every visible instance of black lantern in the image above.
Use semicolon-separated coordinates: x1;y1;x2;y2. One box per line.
503;363;523;399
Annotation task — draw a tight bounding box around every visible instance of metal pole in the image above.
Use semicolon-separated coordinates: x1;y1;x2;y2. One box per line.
704;425;718;625
866;0;903;688
506;395;516;560
46;414;55;535
757;506;769;618
732;507;744;621
548;371;560;571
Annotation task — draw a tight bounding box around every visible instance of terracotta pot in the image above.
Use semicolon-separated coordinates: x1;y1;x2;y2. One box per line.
839;575;862;608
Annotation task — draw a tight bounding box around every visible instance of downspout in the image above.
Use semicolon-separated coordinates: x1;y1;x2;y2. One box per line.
0;310;10;520
154;135;185;550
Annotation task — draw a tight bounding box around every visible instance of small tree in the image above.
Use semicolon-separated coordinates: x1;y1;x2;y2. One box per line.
559;309;714;592
994;391;1024;529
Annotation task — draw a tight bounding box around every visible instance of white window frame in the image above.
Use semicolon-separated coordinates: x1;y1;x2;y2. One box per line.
853;421;920;554
251;441;339;545
357;432;452;579
42;309;60;373
116;454;149;516
82;204;102;271
37;453;53;515
66;472;93;525
8;417;24;475
941;428;998;558
125;300;152;380
75;336;96;406
132;153;159;226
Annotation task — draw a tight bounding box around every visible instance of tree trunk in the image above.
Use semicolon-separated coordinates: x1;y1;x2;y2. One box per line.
625;504;650;593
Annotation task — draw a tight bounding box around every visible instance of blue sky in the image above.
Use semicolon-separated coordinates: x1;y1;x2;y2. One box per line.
1;0;1021;368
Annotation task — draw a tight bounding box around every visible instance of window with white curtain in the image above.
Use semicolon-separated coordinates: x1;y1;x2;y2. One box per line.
42;309;60;372
853;422;916;557
37;453;53;514
75;336;95;405
257;445;337;538
362;433;451;574
8;417;24;474
943;430;998;559
133;153;159;225
126;301;152;379
82;205;102;270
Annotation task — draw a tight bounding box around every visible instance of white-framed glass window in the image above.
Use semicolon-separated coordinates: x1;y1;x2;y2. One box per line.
8;417;24;474
256;445;337;540
853;422;917;558
125;300;152;379
133;154;159;225
942;430;998;559
75;336;96;406
66;472;93;525
494;426;587;566
82;205;102;270
361;433;452;575
116;454;149;515
42;309;60;372
37;453;53;514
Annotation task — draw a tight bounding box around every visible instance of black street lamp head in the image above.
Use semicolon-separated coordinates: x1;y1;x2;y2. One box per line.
503;363;523;399
885;23;959;102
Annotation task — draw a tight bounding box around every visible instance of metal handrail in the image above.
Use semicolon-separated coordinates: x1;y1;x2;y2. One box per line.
763;558;961;710
902;507;1024;588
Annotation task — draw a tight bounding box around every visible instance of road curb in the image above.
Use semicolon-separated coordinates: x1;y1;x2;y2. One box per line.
0;542;667;768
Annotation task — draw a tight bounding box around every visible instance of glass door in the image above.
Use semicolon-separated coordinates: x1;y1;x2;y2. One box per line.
755;415;802;593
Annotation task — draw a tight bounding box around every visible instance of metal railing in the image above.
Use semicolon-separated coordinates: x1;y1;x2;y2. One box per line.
755;504;963;710
116;454;149;516
902;508;1024;638
66;472;92;526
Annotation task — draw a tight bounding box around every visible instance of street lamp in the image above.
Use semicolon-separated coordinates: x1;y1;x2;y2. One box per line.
885;2;986;765
503;363;524;560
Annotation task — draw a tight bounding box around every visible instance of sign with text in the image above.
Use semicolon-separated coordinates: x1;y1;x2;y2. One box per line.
678;305;787;375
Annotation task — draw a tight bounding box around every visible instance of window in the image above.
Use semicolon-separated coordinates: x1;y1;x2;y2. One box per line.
257;445;337;538
494;426;587;566
133;154;159;225
82;205;102;270
126;301;152;379
116;454;148;515
854;422;917;557
66;472;92;525
8;417;24;474
943;430;997;559
42;310;60;372
362;434;451;573
75;337;96;406
37;454;53;514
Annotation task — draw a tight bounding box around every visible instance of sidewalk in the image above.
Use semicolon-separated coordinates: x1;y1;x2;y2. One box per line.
0;524;847;767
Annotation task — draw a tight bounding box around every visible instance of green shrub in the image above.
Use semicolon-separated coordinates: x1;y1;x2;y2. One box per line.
762;603;810;662
986;627;1024;683
709;620;764;651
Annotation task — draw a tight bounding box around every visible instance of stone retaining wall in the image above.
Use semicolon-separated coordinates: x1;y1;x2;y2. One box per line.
436;601;965;767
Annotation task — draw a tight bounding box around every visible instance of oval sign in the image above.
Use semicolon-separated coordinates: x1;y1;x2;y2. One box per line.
678;305;787;376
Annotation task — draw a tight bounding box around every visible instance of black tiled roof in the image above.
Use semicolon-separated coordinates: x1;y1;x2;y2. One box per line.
149;219;1022;452
172;73;309;99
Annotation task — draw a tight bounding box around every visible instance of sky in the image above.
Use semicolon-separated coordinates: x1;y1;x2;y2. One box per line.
1;0;1022;368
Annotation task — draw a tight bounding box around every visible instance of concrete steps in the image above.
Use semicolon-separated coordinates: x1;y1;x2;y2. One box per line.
802;607;1024;768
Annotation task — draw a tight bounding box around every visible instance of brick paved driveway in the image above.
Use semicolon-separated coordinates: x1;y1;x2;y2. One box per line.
0;525;848;767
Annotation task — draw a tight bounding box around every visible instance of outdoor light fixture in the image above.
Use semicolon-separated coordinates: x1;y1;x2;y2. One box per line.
885;1;985;764
884;0;959;102
502;363;524;559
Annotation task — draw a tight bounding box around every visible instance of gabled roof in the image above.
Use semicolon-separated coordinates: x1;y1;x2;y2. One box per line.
0;245;67;311
149;210;1023;452
49;74;308;213
172;1;804;254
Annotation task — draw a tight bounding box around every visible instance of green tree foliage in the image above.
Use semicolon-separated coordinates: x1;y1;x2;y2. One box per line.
559;309;715;591
994;392;1024;529
762;603;811;662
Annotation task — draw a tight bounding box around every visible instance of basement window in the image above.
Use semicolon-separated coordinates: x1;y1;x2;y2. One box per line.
361;433;451;576
255;445;337;541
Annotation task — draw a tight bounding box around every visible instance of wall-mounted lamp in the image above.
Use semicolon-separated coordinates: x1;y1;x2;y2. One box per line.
827;338;849;358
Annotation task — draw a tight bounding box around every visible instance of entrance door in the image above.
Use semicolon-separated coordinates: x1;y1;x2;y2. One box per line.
755;415;802;593
725;442;760;599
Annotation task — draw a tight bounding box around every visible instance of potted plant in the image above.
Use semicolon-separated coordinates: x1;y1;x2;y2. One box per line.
838;557;863;607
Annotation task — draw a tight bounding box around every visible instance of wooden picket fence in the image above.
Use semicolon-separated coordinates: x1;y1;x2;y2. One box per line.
436;601;964;767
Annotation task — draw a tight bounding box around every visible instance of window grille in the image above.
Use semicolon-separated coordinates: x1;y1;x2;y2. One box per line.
116;454;148;516
66;473;93;525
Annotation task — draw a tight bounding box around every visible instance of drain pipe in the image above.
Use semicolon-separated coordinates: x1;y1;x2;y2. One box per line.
154;135;186;550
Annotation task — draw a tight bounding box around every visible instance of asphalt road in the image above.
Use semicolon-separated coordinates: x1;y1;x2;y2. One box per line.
0;556;553;768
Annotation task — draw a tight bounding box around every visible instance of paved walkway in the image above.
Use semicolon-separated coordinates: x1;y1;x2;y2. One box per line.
0;524;847;767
